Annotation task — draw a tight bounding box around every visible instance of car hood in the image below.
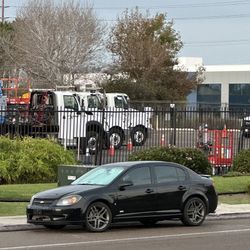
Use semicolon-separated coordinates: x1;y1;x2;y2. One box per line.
34;184;102;199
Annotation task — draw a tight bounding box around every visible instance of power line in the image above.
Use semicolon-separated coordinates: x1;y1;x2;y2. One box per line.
8;0;250;10
174;13;250;20
184;39;250;46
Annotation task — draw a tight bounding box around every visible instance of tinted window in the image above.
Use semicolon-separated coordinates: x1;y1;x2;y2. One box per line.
176;167;187;181
155;166;179;183
72;165;125;185
122;167;151;186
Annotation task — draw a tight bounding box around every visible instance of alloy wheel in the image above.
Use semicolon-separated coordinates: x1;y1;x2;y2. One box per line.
182;197;206;226
85;202;112;232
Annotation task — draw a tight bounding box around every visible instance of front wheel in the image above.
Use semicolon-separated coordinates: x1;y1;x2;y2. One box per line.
85;202;112;232
182;197;206;226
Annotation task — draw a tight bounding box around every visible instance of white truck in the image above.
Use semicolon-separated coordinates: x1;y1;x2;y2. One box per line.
76;91;153;151
29;90;109;154
1;87;152;154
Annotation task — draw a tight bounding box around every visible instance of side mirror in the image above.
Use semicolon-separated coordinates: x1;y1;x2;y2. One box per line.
118;180;133;190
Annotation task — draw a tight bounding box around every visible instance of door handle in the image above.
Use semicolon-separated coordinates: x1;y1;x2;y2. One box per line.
145;188;154;194
178;185;187;191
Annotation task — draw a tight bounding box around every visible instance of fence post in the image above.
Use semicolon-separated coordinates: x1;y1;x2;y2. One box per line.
170;103;176;146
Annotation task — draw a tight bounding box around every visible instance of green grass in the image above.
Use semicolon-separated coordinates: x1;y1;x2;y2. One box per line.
0;176;250;216
219;194;250;205
0;183;57;200
213;176;250;193
0;202;28;216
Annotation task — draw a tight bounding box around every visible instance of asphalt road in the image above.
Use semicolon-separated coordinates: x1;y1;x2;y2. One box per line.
0;218;250;250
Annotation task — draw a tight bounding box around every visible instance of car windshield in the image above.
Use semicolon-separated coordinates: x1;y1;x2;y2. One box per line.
72;165;126;186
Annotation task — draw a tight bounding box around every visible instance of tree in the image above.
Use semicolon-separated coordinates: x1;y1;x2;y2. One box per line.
0;22;16;77
104;9;202;101
11;0;105;88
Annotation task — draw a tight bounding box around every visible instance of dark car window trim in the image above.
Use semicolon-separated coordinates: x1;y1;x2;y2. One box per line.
152;164;189;185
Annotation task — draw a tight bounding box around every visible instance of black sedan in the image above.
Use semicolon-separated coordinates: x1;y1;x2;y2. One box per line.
27;161;218;232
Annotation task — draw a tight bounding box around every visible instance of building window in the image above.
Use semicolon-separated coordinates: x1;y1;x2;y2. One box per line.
229;84;250;112
197;84;221;110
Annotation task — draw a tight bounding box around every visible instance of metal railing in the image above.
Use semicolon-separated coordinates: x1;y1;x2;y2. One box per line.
0;106;249;167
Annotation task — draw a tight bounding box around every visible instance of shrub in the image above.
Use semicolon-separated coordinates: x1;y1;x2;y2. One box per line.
232;149;250;174
0;136;76;184
128;146;212;175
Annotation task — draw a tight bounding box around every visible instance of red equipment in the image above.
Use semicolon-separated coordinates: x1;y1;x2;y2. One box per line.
1;78;31;105
207;126;233;169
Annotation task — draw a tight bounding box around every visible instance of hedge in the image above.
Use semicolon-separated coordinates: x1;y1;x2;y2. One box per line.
0;136;76;184
128;146;212;175
232;149;250;174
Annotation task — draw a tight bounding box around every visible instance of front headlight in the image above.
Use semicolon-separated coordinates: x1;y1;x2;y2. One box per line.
56;194;82;206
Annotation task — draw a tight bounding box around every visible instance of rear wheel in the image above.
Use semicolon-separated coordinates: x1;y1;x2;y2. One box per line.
182;197;206;226
86;131;99;154
85;202;112;232
131;126;147;146
109;128;124;149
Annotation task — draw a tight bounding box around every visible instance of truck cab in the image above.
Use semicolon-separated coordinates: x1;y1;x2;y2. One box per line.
76;91;152;149
30;90;108;153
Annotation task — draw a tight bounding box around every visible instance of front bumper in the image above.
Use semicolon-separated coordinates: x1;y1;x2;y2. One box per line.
27;206;84;226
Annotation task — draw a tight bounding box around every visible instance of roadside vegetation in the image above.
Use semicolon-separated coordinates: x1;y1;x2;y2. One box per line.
0;137;76;184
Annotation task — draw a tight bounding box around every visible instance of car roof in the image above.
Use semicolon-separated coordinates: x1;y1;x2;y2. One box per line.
100;161;189;171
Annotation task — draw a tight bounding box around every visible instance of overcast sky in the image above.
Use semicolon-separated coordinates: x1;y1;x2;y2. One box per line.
3;0;250;65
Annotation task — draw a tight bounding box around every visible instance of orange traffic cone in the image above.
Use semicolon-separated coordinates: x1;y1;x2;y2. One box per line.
127;137;133;151
160;134;165;146
108;140;115;156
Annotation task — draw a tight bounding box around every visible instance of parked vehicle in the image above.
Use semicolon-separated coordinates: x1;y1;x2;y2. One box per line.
29;90;108;152
105;93;152;147
27;161;218;232
77;91;153;150
241;116;250;137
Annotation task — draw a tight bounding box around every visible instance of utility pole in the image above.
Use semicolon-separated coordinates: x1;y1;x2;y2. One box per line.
1;0;4;22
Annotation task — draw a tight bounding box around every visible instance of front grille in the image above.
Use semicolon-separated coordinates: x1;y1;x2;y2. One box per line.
33;198;55;206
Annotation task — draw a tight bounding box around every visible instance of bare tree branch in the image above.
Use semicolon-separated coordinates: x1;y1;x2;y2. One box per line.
12;0;105;87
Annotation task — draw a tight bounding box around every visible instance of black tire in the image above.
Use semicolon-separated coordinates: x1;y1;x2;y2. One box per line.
139;219;158;226
43;225;65;230
182;197;206;226
86;131;99;154
131;126;147;146
85;202;112;232
109;128;124;149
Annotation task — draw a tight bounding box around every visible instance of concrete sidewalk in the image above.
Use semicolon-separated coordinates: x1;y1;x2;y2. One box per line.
1;203;250;232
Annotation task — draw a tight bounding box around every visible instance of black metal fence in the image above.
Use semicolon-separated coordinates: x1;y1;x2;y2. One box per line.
0;106;249;167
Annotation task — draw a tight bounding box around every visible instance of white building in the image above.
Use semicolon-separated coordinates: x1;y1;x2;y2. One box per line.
179;57;250;110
